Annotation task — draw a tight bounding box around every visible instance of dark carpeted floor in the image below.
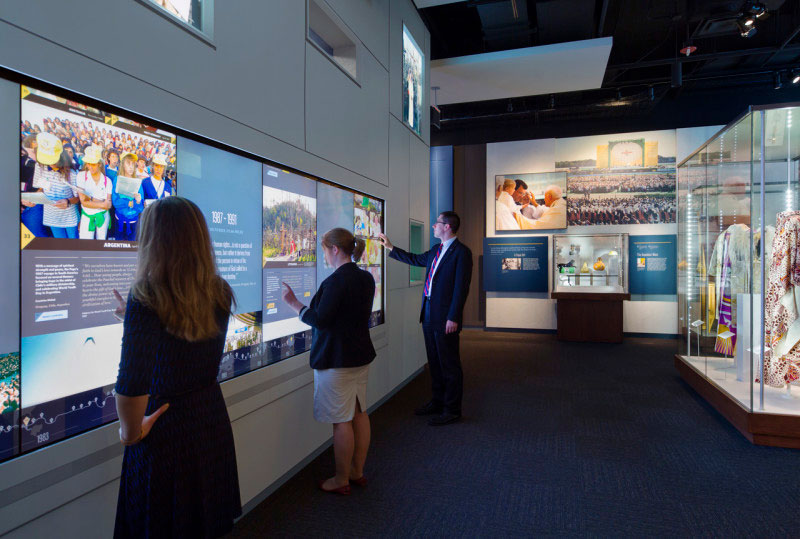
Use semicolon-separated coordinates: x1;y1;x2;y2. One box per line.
229;330;799;538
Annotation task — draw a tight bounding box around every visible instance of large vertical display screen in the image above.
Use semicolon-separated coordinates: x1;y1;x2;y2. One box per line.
354;194;384;326
316;184;384;327
262;165;316;362
178;138;264;380
18;86;176;453
4;78;385;464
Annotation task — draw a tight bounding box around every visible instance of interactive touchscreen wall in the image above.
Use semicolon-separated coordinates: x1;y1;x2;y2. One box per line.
4;81;384;462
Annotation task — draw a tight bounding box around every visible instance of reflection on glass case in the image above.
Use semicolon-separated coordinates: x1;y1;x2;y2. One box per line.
677;104;800;437
552;233;628;293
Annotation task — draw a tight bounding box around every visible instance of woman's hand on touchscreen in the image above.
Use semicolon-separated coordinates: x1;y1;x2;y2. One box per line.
112;288;126;321
281;282;303;314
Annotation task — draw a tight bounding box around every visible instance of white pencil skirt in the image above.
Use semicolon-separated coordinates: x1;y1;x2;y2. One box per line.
313;364;370;423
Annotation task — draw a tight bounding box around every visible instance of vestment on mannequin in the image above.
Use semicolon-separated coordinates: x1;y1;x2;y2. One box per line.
762;211;800;387
708;224;750;354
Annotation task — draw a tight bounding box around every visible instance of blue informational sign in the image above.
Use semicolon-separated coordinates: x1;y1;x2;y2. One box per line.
629;235;677;295
483;237;548;292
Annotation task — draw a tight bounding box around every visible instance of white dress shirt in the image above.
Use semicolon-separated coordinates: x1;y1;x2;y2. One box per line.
426;236;457;297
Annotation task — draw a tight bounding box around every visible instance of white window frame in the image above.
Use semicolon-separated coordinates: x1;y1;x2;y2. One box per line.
135;0;216;48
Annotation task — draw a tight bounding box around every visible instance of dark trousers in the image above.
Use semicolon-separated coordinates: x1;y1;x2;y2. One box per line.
422;298;463;414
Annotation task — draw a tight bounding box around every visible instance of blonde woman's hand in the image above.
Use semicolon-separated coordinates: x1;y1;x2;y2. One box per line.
119;403;169;446
112;288;126;321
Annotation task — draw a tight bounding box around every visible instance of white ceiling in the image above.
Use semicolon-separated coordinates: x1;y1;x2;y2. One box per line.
430;37;613;106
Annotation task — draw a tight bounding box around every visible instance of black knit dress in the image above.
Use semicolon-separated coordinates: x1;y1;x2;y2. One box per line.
114;295;241;538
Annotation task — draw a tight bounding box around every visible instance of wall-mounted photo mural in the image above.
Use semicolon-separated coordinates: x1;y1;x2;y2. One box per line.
556;130;677;227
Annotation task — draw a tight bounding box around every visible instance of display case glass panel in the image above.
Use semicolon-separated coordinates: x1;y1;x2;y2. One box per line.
552;233;628;293
677;104;800;416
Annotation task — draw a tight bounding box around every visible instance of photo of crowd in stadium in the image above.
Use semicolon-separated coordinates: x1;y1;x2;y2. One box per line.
556;130;677;227
20;86;177;242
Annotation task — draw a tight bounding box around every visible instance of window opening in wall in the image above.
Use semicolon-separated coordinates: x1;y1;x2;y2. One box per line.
136;0;214;43
307;0;360;83
308;28;334;57
409;219;425;285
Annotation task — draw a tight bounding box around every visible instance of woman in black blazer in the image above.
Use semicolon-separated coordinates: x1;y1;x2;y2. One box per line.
282;228;376;495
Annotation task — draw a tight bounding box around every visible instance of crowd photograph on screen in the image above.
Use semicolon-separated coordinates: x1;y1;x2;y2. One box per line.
494;171;568;231
20;86;177;242
556;130;677;226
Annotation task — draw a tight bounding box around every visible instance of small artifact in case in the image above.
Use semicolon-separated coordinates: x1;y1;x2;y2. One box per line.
580;261;590;273
593;257;605;271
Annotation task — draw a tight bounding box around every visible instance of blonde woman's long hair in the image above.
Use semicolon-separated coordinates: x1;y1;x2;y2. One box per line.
131;196;233;341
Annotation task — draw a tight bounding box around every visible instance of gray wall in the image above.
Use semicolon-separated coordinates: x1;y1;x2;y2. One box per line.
0;0;431;535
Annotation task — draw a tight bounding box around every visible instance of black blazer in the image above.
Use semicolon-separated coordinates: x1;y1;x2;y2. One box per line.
301;262;376;370
389;238;473;329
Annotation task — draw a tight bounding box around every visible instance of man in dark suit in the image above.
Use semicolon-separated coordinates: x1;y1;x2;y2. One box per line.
378;211;472;426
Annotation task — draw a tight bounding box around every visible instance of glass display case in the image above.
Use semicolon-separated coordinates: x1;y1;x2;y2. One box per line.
676;103;800;446
552;233;628;294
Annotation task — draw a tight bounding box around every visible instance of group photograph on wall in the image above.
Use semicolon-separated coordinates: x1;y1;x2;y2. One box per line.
494;171;567;231
556;130;677;227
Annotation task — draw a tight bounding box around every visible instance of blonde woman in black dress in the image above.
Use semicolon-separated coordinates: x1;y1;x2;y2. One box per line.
113;197;241;537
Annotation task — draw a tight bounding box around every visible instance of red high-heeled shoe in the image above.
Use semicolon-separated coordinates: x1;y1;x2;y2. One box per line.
350;476;367;487
317;479;351;495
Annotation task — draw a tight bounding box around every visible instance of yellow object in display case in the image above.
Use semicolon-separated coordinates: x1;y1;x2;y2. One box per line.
593;257;605;271
580;261;590;273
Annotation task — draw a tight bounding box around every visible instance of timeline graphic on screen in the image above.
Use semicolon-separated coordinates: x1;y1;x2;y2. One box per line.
4;77;385;464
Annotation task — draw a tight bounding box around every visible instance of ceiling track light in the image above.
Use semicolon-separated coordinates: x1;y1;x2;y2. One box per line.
744;1;767;19
792;69;800;85
774;72;783;90
737;16;757;38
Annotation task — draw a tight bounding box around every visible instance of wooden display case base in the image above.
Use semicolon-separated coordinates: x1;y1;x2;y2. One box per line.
551;292;630;343
675;355;800;449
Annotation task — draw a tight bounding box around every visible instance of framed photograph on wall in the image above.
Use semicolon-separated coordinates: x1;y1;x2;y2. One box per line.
494;171;567;232
402;24;424;136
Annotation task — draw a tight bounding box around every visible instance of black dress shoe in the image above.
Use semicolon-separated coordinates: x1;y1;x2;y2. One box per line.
428;412;461;426
414;401;443;416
